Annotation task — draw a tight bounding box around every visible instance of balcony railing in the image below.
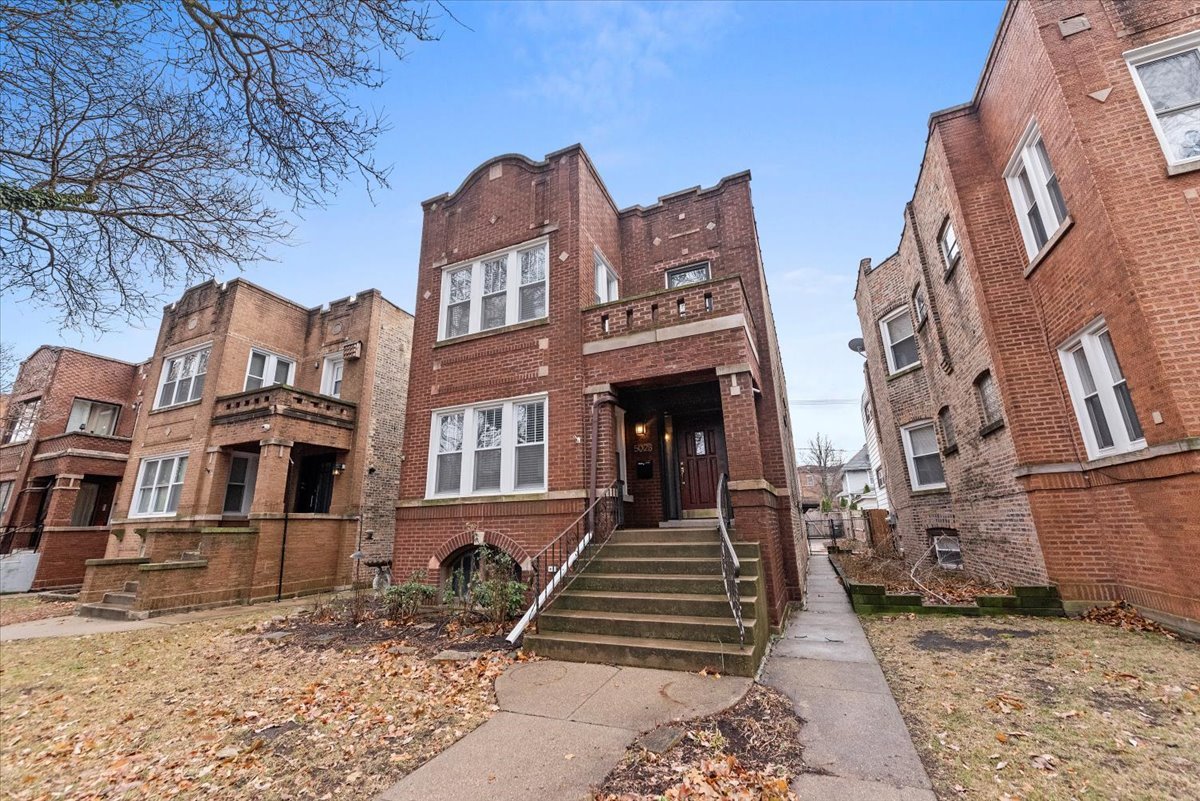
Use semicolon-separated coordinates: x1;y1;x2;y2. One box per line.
32;431;132;460
581;275;759;353
213;385;357;429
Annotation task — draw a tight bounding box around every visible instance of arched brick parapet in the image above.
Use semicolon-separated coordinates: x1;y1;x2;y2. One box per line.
429;528;532;573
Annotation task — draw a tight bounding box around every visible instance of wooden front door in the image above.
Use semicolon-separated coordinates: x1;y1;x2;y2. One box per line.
679;423;720;510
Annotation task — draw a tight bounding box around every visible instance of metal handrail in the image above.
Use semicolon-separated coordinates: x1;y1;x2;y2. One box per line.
716;473;746;645
506;479;624;644
0;523;42;555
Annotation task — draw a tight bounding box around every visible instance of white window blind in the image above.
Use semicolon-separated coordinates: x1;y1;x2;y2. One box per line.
427;396;548;497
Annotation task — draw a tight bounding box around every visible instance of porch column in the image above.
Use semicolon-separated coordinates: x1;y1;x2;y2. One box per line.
196;448;235;517
251;439;293;515
717;368;764;481
41;474;83;528
585;385;620;493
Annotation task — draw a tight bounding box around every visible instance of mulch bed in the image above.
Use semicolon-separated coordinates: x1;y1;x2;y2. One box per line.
596;683;806;800
832;553;1010;605
260;594;516;655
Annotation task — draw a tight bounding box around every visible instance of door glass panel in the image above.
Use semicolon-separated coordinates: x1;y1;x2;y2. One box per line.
693;431;707;456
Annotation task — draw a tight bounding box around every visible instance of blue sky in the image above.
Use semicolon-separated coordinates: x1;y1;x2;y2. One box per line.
0;0;1004;463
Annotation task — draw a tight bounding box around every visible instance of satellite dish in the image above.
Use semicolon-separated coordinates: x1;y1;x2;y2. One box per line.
848;337;866;354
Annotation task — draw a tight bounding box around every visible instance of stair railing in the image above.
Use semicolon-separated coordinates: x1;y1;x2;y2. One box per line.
506;479;624;644
716;473;746;645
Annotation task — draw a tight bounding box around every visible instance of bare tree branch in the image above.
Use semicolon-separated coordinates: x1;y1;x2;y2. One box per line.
805;433;842;505
0;1;442;329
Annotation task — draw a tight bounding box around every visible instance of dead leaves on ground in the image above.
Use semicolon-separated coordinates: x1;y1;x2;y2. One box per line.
1;620;513;800
599;754;795;801
0;599;76;627
1082;600;1178;639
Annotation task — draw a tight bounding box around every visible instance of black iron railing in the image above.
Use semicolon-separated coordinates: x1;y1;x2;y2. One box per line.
0;524;42;555
506;479;624;643
716;473;745;645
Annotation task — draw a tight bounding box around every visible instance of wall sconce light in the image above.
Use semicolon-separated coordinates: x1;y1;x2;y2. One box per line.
332;462;347;476
634;423;647;437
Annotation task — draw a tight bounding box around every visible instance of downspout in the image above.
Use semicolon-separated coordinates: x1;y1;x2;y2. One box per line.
276;457;294;602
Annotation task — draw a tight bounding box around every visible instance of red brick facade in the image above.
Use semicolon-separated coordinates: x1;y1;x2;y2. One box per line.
394;145;805;626
856;0;1200;633
1;347;143;589
76;279;412;614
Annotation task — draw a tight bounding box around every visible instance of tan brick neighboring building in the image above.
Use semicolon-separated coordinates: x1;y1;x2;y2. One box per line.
78;279;412;616
1;348;144;590
856;0;1200;633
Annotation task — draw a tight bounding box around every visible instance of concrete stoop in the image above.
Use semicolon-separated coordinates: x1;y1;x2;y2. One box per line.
77;581;147;621
523;527;769;676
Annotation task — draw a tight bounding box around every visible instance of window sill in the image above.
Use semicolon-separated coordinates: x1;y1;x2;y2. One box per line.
127;513;178;522
1084;440;1149;467
979;419;1006;438
434;317;550;348
149;399;203;415
1023;216;1074;278
941;444;959;457
910;486;949;496
1166;158;1200;177
885;362;922;382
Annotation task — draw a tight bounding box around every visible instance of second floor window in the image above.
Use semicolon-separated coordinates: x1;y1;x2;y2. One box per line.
938;406;956;452
1126;31;1200;169
321;354;344;398
975;371;1004;428
666;262;711;288
4;399;39;444
156;347;209;409
901;421;946;490
594;251;619;304
439;238;549;341
913;286;929;327
939;219;961;272
1059;322;1144;460
879;307;919;374
245;349;294;391
0;480;12;516
1005;123;1068;259
67;399;120;436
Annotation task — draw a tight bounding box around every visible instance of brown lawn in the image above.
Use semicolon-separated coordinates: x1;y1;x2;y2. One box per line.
862;614;1200;801
0;607;513;800
0;595;76;628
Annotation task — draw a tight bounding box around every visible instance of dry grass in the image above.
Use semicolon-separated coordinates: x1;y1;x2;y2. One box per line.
0;595;76;627
0;607;513;800
861;615;1200;800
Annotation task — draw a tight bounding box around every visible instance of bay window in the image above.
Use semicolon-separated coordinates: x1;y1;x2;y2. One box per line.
427;395;547;497
439;238;549;341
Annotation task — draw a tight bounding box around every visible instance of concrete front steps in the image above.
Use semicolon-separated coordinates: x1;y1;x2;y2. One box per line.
523;526;769;676
77;581;144;621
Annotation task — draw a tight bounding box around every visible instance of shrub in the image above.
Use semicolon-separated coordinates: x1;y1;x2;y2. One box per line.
442;546;528;633
383;572;437;622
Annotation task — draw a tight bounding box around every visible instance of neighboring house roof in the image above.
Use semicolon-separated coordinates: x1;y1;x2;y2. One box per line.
842;446;870;472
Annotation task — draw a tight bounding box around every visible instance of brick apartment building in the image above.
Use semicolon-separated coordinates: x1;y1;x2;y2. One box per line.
75;278;412;617
795;464;837;511
855;0;1200;633
393;145;804;672
0;348;144;590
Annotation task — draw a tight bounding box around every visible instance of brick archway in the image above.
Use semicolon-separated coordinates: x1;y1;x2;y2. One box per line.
429;529;532;573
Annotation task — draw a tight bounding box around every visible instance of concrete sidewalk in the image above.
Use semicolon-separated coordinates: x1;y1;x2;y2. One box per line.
0;596;314;642
376;660;750;801
764;553;935;800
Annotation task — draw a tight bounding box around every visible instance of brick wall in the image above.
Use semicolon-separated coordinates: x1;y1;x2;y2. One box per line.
855;0;1200;629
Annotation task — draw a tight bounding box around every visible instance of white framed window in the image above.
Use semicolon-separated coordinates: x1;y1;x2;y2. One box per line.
426;394;547;498
67;399;120;436
901;421;946;490
594;250;619;304
321;354;345;398
1058;321;1145;460
0;480;13;517
1125;30;1200;170
1004;122;1069;259
879;307;919;374
222;452;259;515
939;219;961;272
155;345;210;409
5;399;39;444
975;371;1003;427
913;286;929;327
438;237;549;341
131;453;188;517
665;262;711;288
245;349;295;391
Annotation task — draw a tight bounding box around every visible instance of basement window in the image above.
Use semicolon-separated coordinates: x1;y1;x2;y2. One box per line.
930;530;963;569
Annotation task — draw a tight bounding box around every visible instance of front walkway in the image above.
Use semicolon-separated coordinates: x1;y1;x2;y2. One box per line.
763;553;935;800
376;660;750;801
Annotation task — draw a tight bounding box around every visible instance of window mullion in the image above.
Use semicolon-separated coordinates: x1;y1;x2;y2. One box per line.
468;261;482;334
1081;334;1128;450
1025;148;1060;235
506;252;519;324
500;400;516;493
461;407;477;496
